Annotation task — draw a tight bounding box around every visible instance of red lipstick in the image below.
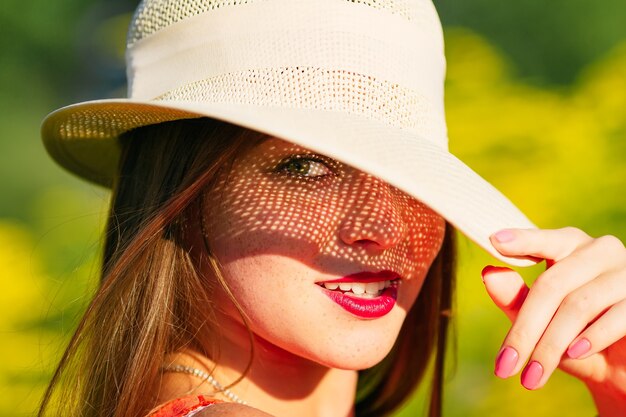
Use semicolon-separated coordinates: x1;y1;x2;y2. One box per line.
317;270;400;319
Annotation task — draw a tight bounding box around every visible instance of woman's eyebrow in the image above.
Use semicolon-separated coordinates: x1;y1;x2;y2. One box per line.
252;135;273;148
251;135;326;157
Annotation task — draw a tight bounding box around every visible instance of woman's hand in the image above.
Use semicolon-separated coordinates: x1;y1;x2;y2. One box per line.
481;227;626;416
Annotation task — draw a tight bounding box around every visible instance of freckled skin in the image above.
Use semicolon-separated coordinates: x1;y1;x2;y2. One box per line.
201;137;445;370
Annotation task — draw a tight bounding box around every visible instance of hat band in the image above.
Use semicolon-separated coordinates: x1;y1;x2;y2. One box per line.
151;66;447;144
126;0;446;106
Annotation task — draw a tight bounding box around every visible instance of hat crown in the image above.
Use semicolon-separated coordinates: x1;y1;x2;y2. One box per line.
127;0;440;47
125;0;448;146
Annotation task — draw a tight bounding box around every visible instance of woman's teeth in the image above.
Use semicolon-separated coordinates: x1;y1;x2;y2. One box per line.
321;280;394;298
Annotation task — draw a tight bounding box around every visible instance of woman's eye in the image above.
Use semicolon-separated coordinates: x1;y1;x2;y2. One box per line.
275;155;335;180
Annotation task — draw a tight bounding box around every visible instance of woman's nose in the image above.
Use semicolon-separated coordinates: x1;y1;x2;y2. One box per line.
338;173;407;252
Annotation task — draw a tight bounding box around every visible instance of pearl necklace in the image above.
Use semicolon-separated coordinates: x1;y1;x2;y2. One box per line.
162;364;248;405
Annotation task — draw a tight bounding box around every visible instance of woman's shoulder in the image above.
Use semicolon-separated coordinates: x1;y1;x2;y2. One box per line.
195;403;275;417
146;394;221;417
147;395;274;417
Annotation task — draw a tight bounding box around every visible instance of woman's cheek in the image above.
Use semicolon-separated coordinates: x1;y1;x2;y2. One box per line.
404;208;446;278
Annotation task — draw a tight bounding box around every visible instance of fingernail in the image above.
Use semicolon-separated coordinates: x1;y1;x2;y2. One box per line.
521;361;543;389
481;265;510;283
494;346;519;378
481;265;496;282
567;338;591;359
494;229;515;243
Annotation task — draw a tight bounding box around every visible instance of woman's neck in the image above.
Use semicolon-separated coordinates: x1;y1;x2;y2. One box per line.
166;318;358;417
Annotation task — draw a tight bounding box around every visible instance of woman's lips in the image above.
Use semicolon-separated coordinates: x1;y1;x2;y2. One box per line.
316;270;401;319
318;284;398;319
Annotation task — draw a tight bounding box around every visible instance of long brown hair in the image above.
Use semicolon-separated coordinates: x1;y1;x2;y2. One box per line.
38;117;456;417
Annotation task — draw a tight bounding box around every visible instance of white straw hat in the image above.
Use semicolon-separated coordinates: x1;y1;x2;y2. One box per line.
41;0;537;266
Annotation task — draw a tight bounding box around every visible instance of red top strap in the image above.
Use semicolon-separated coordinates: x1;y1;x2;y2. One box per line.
147;395;221;417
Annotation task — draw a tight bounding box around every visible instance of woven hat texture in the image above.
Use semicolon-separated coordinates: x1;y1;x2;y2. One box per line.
41;0;537;266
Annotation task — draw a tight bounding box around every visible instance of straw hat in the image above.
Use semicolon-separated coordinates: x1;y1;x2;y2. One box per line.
41;0;537;266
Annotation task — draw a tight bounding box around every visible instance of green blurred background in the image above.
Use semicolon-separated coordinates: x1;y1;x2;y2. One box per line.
1;0;624;415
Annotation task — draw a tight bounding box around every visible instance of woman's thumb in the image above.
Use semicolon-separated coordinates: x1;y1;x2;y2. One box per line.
481;266;529;323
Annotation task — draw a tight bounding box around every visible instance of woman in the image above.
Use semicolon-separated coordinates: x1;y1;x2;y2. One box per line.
38;0;626;416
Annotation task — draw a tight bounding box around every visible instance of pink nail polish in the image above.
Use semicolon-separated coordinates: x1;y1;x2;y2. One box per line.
494;346;519;378
481;265;496;282
567;338;591;359
521;361;543;390
494;229;515;243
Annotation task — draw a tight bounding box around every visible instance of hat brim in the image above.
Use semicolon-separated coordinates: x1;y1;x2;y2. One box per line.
42;99;538;267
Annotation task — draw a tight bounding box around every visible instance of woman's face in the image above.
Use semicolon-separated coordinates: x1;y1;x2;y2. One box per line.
200;136;446;370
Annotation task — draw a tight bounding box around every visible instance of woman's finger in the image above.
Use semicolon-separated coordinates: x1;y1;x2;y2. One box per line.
481;266;528;323
481;266;529;379
490;235;623;380
490;227;594;263
567;297;626;361
518;269;626;389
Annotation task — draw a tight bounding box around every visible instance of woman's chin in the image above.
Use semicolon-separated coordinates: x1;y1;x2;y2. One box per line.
301;338;398;371
313;350;392;371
